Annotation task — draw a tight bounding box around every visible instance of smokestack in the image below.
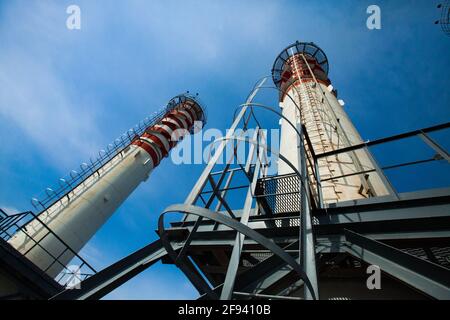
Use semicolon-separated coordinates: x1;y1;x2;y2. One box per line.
8;93;206;277
272;41;392;204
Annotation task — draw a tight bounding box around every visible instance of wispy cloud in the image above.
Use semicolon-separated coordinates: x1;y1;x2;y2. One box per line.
79;242;107;269
0;0;282;170
0;51;102;167
0;1;103;168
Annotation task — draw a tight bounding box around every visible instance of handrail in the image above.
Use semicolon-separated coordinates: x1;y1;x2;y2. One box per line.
0;210;96;287
315;122;450;159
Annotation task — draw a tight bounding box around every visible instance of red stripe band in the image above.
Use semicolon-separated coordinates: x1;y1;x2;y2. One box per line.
132;140;159;167
166;114;184;128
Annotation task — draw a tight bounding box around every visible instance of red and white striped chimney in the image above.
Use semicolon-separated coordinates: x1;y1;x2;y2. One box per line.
8;93;205;278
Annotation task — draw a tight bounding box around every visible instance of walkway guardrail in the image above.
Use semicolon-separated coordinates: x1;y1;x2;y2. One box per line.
310;122;450;206
0;208;96;287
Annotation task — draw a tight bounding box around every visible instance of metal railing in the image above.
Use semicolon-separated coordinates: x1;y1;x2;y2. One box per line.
309;122;450;207
255;173;301;215
0;208;96;287
250;122;449;213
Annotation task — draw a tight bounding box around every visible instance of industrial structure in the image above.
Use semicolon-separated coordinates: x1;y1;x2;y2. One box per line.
436;1;450;36
1;41;450;300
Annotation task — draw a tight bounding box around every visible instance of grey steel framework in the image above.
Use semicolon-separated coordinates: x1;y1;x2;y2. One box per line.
50;73;450;300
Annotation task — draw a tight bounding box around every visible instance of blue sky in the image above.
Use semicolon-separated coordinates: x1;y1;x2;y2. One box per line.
0;0;449;299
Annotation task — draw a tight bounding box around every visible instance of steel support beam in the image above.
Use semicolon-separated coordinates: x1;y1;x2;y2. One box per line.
51;240;169;300
159;204;317;299
343;229;450;299
419;132;450;163
316;122;450;159
220;128;261;300
183;78;266;208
